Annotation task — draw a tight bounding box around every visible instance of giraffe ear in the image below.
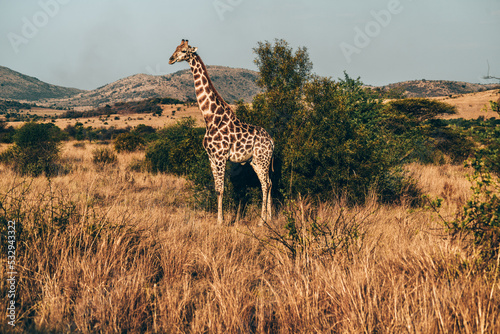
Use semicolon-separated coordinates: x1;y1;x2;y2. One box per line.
190;47;198;53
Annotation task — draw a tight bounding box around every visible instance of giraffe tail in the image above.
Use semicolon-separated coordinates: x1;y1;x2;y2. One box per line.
271;155;274;173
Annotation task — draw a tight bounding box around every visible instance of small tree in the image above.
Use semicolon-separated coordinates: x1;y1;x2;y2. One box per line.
1;122;62;176
237;40;417;204
385;98;456;123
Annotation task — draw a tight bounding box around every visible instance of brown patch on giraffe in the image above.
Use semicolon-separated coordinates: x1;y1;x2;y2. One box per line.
209;126;217;136
213;115;222;125
200;99;210;110
222;114;229;124
213;133;222;142
205;114;214;124
202;76;208;85
220;126;229;136
194;73;201;80
196;87;204;96
210;103;217;113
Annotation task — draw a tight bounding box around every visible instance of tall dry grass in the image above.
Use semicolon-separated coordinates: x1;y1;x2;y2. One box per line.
1;141;499;333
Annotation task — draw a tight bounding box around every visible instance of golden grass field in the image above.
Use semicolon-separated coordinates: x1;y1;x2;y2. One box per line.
434;89;500;120
1;140;499;333
8;104;205;130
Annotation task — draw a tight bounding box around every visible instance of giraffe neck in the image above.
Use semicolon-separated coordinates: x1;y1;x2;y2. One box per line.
188;54;232;125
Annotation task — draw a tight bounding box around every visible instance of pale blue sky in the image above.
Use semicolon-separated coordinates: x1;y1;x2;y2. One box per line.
1;0;499;90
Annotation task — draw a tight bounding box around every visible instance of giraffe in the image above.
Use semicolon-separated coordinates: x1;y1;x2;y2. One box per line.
169;39;274;225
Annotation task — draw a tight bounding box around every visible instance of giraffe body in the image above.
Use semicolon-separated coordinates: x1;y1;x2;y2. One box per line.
169;40;273;224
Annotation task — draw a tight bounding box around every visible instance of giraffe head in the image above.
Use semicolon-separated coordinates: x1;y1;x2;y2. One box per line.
169;39;198;64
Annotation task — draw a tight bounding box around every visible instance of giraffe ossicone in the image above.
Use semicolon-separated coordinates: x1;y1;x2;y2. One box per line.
169;39;274;225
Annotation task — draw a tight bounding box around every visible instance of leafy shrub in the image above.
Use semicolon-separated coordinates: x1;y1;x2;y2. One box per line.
114;132;146;152
145;118;205;175
446;155;500;266
491;98;499;116
92;147;117;166
144;118;237;212
0;120;15;143
0;122;62;176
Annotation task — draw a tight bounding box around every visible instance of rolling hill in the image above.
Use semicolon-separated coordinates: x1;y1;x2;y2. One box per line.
2;64;499;109
41;66;261;108
0;65;260;108
0;66;84;101
379;79;499;98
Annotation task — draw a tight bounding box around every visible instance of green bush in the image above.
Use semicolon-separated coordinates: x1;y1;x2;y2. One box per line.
145;118;205;175
446;155;500;266
0;122;62;176
0;120;15;143
114;132;146;152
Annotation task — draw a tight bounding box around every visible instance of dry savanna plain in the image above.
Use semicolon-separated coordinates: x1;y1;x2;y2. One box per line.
0;91;500;333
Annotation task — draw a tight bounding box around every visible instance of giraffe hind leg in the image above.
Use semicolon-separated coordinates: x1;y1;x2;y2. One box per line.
250;161;272;226
266;179;272;222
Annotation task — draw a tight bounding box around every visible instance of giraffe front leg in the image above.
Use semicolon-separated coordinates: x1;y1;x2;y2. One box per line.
209;157;226;225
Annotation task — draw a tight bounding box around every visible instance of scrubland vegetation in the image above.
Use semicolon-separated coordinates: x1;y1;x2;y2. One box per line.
1;39;499;333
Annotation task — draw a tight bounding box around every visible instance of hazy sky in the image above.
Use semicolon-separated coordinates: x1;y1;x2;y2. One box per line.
1;0;499;90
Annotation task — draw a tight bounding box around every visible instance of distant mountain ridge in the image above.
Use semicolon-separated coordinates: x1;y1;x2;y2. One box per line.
2;65;499;108
49;66;261;108
0;66;84;101
379;79;499;98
